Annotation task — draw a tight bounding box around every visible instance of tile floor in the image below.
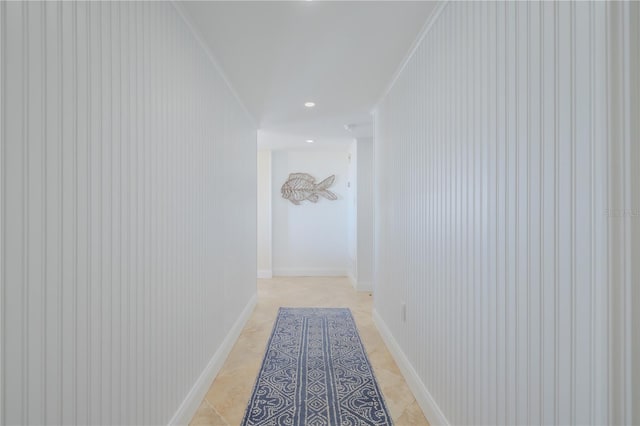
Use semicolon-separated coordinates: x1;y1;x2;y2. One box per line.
190;276;429;426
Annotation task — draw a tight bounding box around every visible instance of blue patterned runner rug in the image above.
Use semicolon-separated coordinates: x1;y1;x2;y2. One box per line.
241;307;393;426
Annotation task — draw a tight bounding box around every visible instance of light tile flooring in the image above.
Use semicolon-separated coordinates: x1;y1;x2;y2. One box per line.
190;276;429;426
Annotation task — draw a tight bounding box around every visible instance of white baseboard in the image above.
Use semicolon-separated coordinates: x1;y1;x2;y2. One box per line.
356;281;373;292
272;268;347;277
168;293;258;426
347;273;373;293
372;309;449;426
257;269;272;279
348;272;357;288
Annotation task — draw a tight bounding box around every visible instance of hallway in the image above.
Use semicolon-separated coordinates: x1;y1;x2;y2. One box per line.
189;277;427;426
1;1;639;425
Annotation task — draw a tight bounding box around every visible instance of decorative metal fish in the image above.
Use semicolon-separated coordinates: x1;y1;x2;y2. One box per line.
281;173;338;205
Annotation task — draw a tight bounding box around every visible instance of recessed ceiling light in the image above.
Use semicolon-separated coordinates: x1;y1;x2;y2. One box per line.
304;102;316;108
306;139;314;143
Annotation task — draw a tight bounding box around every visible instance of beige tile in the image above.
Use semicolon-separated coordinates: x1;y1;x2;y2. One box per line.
191;276;430;426
189;400;228;426
395;401;430;426
375;369;417;419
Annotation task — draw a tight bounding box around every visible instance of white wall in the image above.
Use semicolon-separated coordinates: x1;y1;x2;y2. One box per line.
355;138;374;291
373;2;638;425
608;3;640;424
346;138;375;292
257;150;272;278
272;150;348;276
0;2;257;425
632;6;640;422
347;142;358;282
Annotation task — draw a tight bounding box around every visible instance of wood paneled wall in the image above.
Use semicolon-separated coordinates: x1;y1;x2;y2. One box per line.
0;2;257;424
373;2;638;424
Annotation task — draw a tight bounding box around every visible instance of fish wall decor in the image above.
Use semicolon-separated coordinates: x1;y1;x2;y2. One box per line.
281;173;338;205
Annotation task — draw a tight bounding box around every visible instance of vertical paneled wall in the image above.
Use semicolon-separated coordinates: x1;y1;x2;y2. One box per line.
632;6;640;423
373;2;637;424
1;2;257;425
607;3;640;424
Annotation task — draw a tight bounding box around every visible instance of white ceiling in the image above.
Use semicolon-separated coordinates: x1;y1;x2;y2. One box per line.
181;1;437;149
